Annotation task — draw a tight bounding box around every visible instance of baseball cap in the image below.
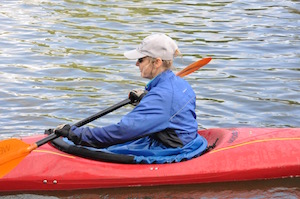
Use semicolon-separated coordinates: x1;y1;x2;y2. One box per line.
124;33;178;61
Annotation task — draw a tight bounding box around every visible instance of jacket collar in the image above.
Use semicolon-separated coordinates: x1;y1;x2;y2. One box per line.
145;70;173;91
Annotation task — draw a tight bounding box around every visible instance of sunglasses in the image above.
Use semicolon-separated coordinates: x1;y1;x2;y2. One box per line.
138;57;146;63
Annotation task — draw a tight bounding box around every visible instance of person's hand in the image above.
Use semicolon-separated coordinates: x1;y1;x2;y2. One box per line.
54;124;71;137
129;89;148;106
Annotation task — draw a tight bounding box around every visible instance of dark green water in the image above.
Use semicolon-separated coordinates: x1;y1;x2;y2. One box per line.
0;0;299;198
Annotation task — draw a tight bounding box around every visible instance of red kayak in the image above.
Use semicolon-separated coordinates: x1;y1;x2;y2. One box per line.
0;128;299;192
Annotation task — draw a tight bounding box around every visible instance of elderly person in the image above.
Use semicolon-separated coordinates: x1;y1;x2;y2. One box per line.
53;33;207;163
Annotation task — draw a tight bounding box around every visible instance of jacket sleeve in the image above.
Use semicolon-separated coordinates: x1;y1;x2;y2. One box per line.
68;88;172;148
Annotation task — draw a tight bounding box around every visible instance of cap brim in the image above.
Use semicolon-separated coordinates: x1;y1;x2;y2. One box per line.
124;49;146;59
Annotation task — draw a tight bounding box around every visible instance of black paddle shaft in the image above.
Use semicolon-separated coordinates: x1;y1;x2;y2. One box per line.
36;98;131;147
74;98;131;127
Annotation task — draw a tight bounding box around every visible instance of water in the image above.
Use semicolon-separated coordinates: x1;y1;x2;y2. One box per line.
0;0;299;198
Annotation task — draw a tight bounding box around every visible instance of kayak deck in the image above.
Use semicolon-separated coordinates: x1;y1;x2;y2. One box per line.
0;128;299;192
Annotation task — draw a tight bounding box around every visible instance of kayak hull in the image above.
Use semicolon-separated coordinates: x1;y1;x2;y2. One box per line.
0;128;299;192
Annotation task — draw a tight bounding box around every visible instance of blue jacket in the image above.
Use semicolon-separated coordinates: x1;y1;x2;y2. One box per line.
68;70;207;163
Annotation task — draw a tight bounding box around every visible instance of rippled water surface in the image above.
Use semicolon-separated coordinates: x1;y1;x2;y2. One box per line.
0;0;299;198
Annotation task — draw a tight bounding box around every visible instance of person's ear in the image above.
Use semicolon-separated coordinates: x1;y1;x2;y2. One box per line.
153;58;163;68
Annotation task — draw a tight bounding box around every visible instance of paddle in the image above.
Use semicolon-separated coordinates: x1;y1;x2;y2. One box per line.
0;57;212;178
176;57;212;77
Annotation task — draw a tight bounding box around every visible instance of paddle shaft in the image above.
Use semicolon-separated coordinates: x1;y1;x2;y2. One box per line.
36;98;131;147
74;98;131;127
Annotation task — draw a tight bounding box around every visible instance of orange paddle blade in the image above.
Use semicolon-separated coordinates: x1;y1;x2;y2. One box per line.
176;57;212;77
0;139;37;178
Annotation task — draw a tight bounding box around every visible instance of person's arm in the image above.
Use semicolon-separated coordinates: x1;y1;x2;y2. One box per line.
69;89;172;148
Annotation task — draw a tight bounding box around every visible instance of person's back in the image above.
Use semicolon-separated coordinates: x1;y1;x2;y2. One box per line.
142;69;198;148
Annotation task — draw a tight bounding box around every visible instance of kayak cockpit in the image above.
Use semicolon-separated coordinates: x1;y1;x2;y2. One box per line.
50;129;222;164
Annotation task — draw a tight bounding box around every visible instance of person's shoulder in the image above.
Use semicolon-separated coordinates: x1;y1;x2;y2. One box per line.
148;85;172;96
173;74;192;87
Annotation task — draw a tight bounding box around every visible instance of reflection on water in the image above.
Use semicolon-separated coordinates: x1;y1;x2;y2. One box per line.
0;0;299;198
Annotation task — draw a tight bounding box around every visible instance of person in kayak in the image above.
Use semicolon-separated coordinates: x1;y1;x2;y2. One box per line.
51;33;208;163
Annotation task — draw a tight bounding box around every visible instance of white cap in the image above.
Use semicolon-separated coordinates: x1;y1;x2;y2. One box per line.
124;33;178;61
